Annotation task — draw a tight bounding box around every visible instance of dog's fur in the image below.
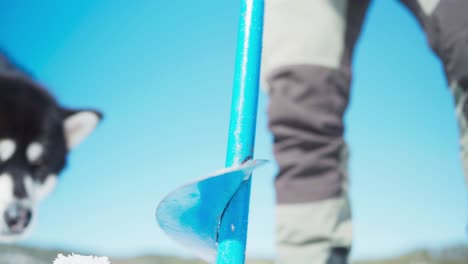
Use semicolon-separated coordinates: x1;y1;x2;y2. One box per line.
0;51;101;242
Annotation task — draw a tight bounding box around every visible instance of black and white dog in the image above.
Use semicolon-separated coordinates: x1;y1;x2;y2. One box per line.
0;51;102;242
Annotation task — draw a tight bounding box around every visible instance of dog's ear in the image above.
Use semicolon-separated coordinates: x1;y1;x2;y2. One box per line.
62;109;103;150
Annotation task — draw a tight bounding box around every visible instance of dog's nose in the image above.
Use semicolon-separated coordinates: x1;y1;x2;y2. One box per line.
3;204;32;232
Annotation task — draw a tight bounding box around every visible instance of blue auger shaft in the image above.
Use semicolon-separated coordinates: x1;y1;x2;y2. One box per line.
216;1;264;264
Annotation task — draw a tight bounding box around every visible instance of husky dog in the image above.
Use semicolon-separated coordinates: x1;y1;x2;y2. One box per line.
0;51;102;242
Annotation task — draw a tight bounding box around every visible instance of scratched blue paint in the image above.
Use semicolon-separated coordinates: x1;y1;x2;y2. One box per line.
218;0;264;264
224;0;264;168
156;160;267;262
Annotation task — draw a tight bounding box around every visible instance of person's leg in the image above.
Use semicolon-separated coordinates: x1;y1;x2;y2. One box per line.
262;1;371;263
399;0;468;187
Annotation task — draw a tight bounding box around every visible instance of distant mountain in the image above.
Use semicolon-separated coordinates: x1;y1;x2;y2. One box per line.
0;244;466;264
354;245;468;264
0;244;63;264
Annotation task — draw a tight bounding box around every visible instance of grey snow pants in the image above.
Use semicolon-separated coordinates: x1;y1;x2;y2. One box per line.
261;1;468;263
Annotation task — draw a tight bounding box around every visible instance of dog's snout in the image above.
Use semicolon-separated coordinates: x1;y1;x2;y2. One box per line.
4;167;29;199
3;204;32;232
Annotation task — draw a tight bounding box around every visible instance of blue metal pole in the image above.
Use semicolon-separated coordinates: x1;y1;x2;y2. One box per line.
217;0;264;264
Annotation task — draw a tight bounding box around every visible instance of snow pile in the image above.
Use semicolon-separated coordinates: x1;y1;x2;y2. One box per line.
53;254;110;264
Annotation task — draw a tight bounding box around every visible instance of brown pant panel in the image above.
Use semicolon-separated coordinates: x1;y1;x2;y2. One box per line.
268;65;351;204
400;0;468;83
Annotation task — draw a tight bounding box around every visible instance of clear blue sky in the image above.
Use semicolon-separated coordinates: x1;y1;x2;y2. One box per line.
0;0;466;261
